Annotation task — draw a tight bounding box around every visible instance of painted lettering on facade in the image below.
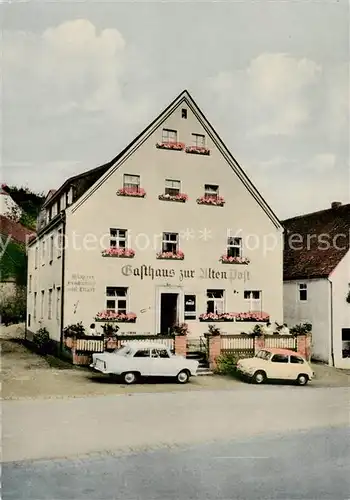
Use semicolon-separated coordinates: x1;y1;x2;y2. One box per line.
121;265;250;282
66;273;96;293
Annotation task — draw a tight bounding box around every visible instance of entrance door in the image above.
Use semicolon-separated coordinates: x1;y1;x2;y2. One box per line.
160;293;178;334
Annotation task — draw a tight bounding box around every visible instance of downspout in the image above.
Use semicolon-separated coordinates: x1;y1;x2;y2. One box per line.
328;278;335;366
59;215;66;354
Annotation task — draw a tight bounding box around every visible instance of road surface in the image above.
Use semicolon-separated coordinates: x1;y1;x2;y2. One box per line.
2;386;349;499
3;427;349;499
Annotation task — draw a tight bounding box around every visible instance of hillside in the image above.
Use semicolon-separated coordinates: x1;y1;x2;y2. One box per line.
1;184;45;231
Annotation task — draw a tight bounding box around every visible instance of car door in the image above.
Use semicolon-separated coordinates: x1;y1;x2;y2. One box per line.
268;353;290;379
150;348;174;376
131;348;152;376
290;354;307;379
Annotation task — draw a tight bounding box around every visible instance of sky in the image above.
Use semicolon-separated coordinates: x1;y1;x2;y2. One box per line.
2;0;349;219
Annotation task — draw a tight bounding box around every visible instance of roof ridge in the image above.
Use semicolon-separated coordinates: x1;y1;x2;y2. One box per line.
283;202;350;223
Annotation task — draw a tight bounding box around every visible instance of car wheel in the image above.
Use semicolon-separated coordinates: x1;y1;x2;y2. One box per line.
296;374;309;386
122;372;137;384
176;370;190;384
252;370;266;384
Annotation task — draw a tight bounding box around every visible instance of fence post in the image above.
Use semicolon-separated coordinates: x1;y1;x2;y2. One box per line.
254;335;265;354
296;333;312;361
208;335;222;371
174;334;187;357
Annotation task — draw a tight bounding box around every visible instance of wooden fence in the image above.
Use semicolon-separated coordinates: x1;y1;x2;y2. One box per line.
220;335;255;357
117;335;175;351
220;334;297;357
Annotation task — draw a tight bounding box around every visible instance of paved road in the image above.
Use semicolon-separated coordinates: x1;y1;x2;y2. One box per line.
3;386;349;462
3;426;350;499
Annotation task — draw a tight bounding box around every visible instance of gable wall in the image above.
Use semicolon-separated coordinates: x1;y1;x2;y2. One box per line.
62;101;283;336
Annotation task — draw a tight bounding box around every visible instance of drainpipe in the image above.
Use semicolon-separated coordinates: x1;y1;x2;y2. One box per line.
328;278;335;366
59;216;66;354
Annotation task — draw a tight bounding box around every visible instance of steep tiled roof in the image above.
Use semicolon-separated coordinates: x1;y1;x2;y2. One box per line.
283;203;350;280
0;215;36;245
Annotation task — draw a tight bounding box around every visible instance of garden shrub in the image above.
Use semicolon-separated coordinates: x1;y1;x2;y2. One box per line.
216;352;253;375
32;327;51;354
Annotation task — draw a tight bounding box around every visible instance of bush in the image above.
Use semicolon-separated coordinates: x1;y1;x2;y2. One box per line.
290;322;312;336
215;352;253;375
0;286;26;325
32;327;51;354
63;322;85;338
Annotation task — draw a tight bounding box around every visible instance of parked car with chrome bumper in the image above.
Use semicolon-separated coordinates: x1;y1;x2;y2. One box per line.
90;341;199;384
236;348;314;385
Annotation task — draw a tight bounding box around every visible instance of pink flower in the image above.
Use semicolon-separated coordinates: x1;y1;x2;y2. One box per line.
117;187;146;197
156;250;184;260
158;193;188;202
102;247;135;257
196;195;225;206
156;141;185;151
95;311;137;321
220;255;250;264
185;145;210;155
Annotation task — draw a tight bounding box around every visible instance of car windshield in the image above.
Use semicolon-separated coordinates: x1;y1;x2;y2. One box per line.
255;350;271;360
113;346;132;356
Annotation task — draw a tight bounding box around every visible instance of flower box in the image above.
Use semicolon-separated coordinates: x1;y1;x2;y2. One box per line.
220;255;250;264
156;250;184;260
158;193;188;203
199;312;269;322
102;248;135;258
185;145;210;156
156;141;185;151
199;313;236;322
234;312;270;322
95;311;137;322
117;188;146;198
196;195;225;207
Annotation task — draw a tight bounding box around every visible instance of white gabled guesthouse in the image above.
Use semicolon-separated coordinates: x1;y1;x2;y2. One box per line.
283;202;350;369
26;90;284;349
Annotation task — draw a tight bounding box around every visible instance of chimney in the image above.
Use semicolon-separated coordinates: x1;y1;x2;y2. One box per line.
331;201;342;209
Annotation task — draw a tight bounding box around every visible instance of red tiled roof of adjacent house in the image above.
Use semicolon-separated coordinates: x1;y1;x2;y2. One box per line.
282;202;350;280
0;215;36;245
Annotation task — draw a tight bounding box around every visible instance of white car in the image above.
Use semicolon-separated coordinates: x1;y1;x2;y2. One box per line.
236;348;314;385
90;341;199;384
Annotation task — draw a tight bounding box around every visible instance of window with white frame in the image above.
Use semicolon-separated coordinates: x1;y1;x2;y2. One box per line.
299;283;307;301
29;274;32;293
206;289;225;314
204;184;219;200
192;133;205;147
56;287;61;321
162;232;178;253
123;174;140;193
57;229;62;258
244;290;262;312
184;295;196;320
41;240;46;264
35;246;38;269
48;289;53;319
165;179;181;196
162;128;177;143
227;237;242;258
106;287;128;314
110;229;127;248
40;290;45;319
33;292;37;320
49;235;54;262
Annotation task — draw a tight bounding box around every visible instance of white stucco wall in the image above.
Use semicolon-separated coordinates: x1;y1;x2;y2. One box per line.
61;102;283;338
27;224;63;342
330;252;350;369
283;279;331;363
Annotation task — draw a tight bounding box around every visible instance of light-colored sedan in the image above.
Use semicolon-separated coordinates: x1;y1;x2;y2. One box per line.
90;341;199;384
236;348;314;385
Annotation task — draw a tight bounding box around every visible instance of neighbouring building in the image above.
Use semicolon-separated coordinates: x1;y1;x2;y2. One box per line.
283;202;350;369
26;90;284;350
